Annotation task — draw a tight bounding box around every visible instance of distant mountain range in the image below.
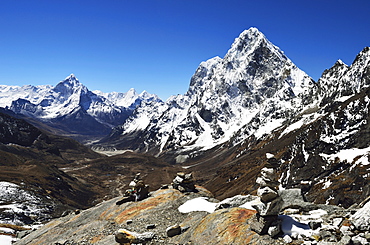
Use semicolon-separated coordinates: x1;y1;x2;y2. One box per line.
0;75;161;142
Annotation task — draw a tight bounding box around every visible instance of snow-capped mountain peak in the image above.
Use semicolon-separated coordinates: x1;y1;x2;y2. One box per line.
99;27;316;155
54;74;86;96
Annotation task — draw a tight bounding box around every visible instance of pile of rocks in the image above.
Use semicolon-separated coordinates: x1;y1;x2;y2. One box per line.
116;173;150;205
251;157;282;237
172;172;196;192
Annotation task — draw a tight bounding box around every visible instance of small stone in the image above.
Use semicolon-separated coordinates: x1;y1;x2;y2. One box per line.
166;224;181;237
261;167;277;180
61;210;71;217
309;221;322;230
17;230;32;239
283;234;292;243
181;226;190;233
177;172;185;178
54;240;68;245
256;177;279;188
250;213;278;235
115;229;155;244
257;186;279;203
319;229;337;242
339;235;352;245
267;219;281;237
252;197;283;216
146;224;156;229
184;173;193;180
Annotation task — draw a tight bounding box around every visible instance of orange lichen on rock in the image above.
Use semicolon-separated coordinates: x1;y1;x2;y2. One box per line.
90;234;103;243
186;208;261;244
113;189;183;224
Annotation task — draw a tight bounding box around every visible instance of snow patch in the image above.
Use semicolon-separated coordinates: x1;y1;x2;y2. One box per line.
178;197;217;213
266;153;275;159
0;235;15;245
320;146;370;166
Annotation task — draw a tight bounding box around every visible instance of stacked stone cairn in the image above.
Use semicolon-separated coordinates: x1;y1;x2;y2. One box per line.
172;172;196;192
251;156;282;237
116;173;150;205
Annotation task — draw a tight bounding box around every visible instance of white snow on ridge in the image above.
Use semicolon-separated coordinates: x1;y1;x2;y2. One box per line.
320;146;370;164
0;75;160;124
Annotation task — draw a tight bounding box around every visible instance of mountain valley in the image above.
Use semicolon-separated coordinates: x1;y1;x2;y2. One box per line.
0;27;369;244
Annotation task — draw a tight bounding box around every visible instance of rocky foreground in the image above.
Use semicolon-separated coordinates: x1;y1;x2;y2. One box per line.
14;179;370;245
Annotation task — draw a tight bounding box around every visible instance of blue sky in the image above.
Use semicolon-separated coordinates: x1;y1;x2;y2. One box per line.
1;0;369;100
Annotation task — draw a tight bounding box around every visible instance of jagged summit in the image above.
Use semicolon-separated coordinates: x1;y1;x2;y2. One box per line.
65;73;78;80
97;28;370;161
54;74;86;96
99;28;316;155
60;73;81;86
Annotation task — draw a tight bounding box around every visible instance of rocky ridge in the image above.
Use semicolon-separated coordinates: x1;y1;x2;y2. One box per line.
13;177;370;245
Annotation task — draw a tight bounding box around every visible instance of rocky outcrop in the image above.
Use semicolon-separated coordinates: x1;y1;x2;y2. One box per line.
14;187;210;245
14;183;370;245
351;199;370;231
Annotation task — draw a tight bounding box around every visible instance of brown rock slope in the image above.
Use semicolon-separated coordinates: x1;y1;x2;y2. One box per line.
15;187;280;245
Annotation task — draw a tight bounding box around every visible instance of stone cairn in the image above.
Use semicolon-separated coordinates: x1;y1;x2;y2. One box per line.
116;173;150;205
172;172;196;192
251;156;282;237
